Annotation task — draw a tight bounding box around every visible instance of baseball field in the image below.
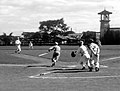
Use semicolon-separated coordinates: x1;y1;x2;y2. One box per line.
0;45;120;91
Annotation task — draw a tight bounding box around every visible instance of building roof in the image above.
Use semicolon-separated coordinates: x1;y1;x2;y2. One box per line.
110;28;120;31
110;28;120;29
98;9;112;14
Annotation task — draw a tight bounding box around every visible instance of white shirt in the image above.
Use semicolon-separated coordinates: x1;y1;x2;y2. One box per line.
15;40;21;45
49;45;61;53
89;43;100;55
76;45;89;56
29;42;33;46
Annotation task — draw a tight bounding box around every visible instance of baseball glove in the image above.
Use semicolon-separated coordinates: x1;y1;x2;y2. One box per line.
71;51;76;57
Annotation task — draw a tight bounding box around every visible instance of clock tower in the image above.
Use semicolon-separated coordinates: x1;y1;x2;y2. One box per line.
98;9;112;40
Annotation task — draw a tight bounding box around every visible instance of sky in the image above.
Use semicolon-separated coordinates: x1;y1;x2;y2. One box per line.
0;0;120;36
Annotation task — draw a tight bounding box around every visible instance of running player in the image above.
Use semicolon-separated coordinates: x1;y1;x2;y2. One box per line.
87;39;100;72
29;41;33;49
15;37;21;54
48;42;61;67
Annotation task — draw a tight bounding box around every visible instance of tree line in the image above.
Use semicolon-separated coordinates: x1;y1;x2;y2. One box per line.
0;18;104;46
0;18;76;46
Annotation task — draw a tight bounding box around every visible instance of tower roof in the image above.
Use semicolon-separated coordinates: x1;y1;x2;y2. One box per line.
98;9;112;15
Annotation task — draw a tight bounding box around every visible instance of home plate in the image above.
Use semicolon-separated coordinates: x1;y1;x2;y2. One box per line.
28;71;57;78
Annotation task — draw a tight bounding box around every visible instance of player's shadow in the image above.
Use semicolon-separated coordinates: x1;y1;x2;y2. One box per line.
27;65;51;68
47;68;89;73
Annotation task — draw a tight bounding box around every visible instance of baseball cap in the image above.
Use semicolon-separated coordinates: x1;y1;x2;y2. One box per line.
55;42;58;45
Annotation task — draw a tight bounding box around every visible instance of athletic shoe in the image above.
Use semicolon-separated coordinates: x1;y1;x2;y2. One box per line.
88;67;93;72
51;62;55;67
95;67;99;72
15;50;17;53
18;52;20;54
81;67;86;70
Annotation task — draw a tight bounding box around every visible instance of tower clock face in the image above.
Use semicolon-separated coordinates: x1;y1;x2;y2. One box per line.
104;23;109;27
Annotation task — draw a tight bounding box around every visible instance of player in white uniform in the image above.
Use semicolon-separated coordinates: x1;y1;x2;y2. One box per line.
87;39;100;72
29;41;33;49
15;37;21;54
48;42;61;67
76;41;91;70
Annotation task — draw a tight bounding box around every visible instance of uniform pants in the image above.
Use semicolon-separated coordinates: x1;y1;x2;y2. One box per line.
16;45;21;53
79;54;90;68
90;54;100;68
52;52;60;63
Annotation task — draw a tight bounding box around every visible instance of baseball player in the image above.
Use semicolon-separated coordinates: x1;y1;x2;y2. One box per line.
15;37;21;54
95;39;102;47
76;41;91;70
48;42;61;67
29;41;33;49
87;39;100;72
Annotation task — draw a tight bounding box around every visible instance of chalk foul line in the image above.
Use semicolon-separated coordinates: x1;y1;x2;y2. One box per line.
101;56;120;62
28;75;120;79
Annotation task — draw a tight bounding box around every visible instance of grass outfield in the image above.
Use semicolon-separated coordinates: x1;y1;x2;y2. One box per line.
1;45;120;64
0;45;120;91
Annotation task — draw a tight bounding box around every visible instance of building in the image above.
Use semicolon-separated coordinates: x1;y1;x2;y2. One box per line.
110;28;120;31
98;9;120;44
98;9;112;40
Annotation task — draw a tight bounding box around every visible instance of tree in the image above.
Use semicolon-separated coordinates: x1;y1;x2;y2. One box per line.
63;31;75;36
1;32;13;45
39;18;69;35
39;18;70;42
